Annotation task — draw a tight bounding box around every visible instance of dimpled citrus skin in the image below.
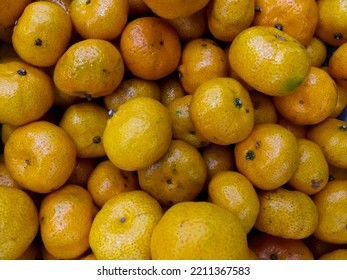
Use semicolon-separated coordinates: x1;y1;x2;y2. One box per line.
89;190;163;260
39;184;94;259
138;140;207;207
229;26;311;96
12;1;72;67
319;249;347;260
190;77;254;145
255;188;318;239
150;201;249;260
103;96;172;171
306;118;347;169
234;123;300;190
4;121;77;193
208;170;260;233
312;180;347;244
0;59;54;126
0;185;39;260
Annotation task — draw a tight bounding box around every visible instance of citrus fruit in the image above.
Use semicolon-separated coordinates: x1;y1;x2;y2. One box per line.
104;77;162;112
69;0;129;40
87;159;139;208
319;249;347;260
288;138;329;195
306;37;327;67
103;96;172;171
0;185;39;260
143;0;209;19
66;157;97;187
53;39;124;99
89;190;163;260
306;117;347;169
252;0;318;46
39;184;94;259
59;101;109;158
177;38;229;95
229;26;311;96
190;77;254;145
164;8;208;42
0;0;31;29
207;0;254;42
273;66;338;125
312;180;347;244
249;232;314;260
234;123;300;190
4;120;76;193
329;42;347;89
255;187;318;239
167;94;210;148
249;91;278;124
150;201;249;260
138;140;207;207
120;16;181;80
208;170;259;233
0;59;54;126
315;0;347;46
159;73;186;106
12;1;72;67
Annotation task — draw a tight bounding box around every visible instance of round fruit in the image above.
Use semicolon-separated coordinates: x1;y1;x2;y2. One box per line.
0;185;39;260
150;201;249;260
89;190;163;260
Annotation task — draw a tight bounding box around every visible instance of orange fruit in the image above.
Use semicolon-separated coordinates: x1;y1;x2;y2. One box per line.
319;249;347;260
0;59;55;126
272;66;338;125
0;185;39;259
306;37;327;67
164;8;208;42
277;115;308;138
208;170;259;233
4;120;76;193
80;252;97;260
0;0;31;29
143;0;209;19
39;184;94;259
328;165;347;181
304;234;345;260
312;180;347;244
288;138;329;195
255;187;318;239
59;101;109;158
89;190;163;260
159;73;186;106
234;123;300;190
0;162;21;189
306;117;347;169
315;0;347;46
252;0;318;46
120;17;181;80
69;0;128;40
103;96;172;171
87;159;139;208
207;0;254;42
329;42;347;88
66;157;97;187
1;124;18;147
104;77;162;112
53;39;124;99
249;91;278;124
249;232;314;260
42;0;72;14
201;143;235;184
16;239;42;260
190;77;254;145
177;38;229;95
330;84;347;118
12;1;72;67
167;94;210;148
138;140;207;207
229;26;311;96
150;201;249;260
53;86;83;109
128;0;151;16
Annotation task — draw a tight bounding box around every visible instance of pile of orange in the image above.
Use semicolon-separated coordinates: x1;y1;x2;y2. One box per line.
1;0;347;260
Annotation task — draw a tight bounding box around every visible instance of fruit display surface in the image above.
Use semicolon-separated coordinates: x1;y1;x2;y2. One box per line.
0;0;347;260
